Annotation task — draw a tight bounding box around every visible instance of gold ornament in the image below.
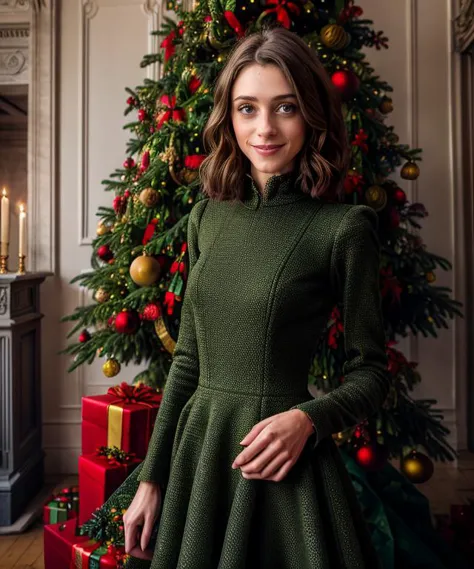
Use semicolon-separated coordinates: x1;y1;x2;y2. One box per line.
94;288;110;303
401;161;420;180
139;188;160;207
320;24;349;50
400;450;434;484
379;97;394;114
365;185;387;211
426;272;436;283
181;168;199;184
96;222;109;236
129;254;161;287
154;316;176;355
102;358;121;378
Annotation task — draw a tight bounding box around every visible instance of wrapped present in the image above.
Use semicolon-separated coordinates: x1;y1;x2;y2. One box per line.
44;517;129;569
44;518;90;569
82;382;162;459
79;446;141;525
43;486;79;524
71;540;128;568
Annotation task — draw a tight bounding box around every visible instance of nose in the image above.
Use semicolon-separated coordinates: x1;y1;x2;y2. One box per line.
256;110;277;138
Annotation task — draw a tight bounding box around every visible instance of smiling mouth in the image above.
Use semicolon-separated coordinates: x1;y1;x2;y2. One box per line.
252;144;285;149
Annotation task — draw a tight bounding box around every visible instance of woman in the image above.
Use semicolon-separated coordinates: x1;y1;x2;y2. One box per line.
121;25;390;568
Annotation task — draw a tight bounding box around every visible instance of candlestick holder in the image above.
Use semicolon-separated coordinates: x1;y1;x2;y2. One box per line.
18;255;26;275
0;254;8;274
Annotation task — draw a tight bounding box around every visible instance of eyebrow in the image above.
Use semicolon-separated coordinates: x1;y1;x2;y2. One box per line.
233;94;297;102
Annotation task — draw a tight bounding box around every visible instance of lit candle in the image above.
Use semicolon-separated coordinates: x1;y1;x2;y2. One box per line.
18;203;26;257
1;188;9;256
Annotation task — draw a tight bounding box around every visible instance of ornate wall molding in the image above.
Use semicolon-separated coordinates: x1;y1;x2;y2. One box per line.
454;0;474;53
0;25;29;83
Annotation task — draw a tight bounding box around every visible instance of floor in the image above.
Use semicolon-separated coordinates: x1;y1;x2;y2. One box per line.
1;452;474;568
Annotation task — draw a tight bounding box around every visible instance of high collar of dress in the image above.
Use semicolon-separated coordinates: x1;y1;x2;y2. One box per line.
241;170;306;210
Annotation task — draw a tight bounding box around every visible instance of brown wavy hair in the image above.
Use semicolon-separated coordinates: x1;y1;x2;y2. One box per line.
199;24;350;202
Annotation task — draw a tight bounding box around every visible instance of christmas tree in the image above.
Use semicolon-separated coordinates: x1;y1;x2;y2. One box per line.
63;0;462;487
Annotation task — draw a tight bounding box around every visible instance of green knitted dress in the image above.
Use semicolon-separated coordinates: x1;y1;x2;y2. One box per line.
108;170;390;569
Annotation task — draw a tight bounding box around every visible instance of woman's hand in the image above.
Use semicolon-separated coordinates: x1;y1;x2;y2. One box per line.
231;409;315;482
123;480;162;560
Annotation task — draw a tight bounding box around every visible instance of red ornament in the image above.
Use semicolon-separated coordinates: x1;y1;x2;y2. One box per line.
355;444;389;471
113;195;126;215
142;303;162;321
138;109;147;122
97;245;113;262
140;150;150;173
124;189;131;199
188;75;201;95
393;188;407;204
331;69;360;101
115;310;139;334
79;329;91;343
123;157;135;169
389;208;400;228
127;96;136;106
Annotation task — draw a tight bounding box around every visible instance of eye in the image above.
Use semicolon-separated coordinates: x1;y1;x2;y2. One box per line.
237;104;254;115
278;103;297;114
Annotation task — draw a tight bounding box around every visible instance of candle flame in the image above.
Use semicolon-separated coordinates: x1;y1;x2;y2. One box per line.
1;188;7;198
19;203;25;213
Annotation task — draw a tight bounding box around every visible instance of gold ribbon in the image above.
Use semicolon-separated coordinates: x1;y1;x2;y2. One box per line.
107;404;124;449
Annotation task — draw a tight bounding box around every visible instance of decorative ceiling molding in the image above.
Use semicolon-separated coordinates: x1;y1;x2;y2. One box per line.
454;0;474;53
0;0;45;13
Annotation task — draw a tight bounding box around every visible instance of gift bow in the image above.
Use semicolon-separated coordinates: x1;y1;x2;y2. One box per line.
107;382;161;405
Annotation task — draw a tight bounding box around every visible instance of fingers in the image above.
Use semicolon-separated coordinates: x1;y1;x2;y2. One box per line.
128;544;154;561
124;520;139;554
140;514;155;552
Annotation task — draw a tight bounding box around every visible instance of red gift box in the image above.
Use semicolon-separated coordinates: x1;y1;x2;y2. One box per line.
43;486;79;525
44;518;89;569
81;383;162;459
78;451;141;525
44;517;128;568
72;540;128;568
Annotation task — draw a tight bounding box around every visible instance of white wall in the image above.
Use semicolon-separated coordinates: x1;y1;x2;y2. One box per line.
41;0;465;473
359;0;466;450
43;0;176;473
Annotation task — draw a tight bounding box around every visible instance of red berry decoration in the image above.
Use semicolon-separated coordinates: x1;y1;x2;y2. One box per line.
393;188;407;204
142;303;161;321
138;109;147;122
331;69;360;101
123;157;135;169
115;310;139;334
97;244;113;262
79;329;91;343
127;96;136;106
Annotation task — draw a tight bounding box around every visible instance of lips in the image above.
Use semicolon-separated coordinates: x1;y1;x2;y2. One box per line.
252;144;284;149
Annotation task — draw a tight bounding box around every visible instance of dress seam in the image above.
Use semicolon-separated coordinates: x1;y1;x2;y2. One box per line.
261;203;325;413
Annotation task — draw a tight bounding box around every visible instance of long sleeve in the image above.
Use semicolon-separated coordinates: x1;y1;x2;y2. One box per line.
137;198;209;487
291;205;390;448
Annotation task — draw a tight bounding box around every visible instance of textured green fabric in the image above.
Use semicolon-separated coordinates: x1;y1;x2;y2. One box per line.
109;170;391;568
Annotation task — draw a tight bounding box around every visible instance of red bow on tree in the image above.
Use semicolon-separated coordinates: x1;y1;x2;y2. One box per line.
380;266;402;304
224;11;245;38
343;171;364;195
352;129;369;153
156;94;186;129
328;306;344;349
262;0;301;29
338;1;363;24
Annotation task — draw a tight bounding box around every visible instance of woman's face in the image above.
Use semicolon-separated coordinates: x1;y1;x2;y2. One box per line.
230;63;306;192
